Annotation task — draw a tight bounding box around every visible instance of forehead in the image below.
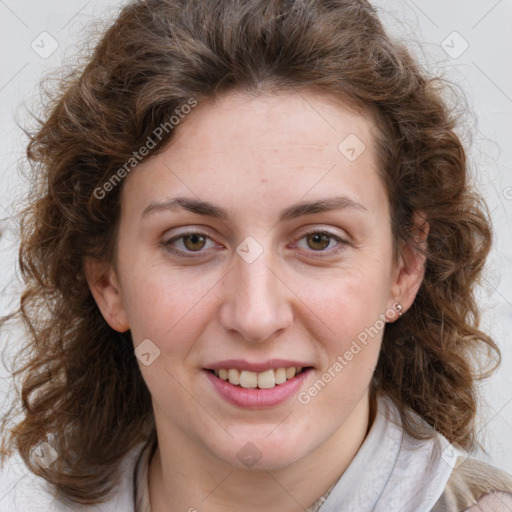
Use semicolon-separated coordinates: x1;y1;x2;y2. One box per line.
121;90;386;221
169;89;375;157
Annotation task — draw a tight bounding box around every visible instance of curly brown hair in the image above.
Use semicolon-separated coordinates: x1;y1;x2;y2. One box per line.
1;0;499;505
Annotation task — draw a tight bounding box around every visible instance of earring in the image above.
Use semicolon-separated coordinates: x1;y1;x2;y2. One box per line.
393;302;403;318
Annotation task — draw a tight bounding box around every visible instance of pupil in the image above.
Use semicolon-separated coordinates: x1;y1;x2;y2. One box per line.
184;234;205;251
308;233;330;250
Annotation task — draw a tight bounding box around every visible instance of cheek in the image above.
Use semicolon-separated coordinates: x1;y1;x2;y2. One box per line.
298;274;385;410
120;258;220;345
294;265;391;338
290;265;389;391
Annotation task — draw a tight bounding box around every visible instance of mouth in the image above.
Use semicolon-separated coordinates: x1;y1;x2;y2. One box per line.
205;366;312;389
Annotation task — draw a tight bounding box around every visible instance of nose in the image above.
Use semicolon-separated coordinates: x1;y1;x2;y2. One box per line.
218;248;293;343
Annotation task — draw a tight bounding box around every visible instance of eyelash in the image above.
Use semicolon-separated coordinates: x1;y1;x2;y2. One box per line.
162;229;348;259
291;230;347;258
162;230;219;258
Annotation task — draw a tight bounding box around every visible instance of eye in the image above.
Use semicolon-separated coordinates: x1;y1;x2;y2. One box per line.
294;230;347;256
162;230;219;257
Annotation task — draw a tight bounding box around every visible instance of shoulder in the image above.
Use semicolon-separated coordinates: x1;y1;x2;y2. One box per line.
431;456;512;512
0;440;147;512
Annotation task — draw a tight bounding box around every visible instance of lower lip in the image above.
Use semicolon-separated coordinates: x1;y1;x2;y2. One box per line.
204;369;312;409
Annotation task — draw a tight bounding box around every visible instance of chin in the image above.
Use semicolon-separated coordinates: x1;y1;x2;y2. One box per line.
211;431;312;471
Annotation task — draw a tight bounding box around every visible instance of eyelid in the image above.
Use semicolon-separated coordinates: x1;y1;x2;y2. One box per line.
161;227;349;258
291;228;349;257
161;229;222;258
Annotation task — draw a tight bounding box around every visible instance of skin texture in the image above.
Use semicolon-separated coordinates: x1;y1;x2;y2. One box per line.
86;90;426;511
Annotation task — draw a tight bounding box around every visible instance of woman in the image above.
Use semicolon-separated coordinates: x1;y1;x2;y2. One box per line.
1;0;511;510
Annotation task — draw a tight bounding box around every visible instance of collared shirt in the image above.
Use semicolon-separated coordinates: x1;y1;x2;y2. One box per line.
132;392;464;511
2;392;512;511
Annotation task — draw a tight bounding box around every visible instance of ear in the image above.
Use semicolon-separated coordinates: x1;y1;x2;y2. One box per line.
84;257;130;332
387;212;429;322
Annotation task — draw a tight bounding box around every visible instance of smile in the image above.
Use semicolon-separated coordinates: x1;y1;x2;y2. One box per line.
204;366;313;408
209;367;307;389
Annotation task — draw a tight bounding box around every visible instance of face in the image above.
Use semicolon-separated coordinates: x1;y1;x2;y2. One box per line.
91;90;414;470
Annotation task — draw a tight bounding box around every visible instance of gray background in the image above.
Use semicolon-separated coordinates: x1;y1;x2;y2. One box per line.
0;0;511;480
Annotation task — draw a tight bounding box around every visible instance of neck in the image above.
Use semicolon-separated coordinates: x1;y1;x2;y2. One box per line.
149;392;374;512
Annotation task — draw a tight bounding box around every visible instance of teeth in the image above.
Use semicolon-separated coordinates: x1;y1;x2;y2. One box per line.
227;368;240;385
213;367;305;389
286;367;296;379
274;367;287;385
257;370;275;389
239;370;258;388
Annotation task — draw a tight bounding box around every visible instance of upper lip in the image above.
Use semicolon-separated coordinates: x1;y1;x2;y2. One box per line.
204;359;312;372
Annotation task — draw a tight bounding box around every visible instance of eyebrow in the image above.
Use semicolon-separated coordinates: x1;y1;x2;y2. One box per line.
141;195;368;222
